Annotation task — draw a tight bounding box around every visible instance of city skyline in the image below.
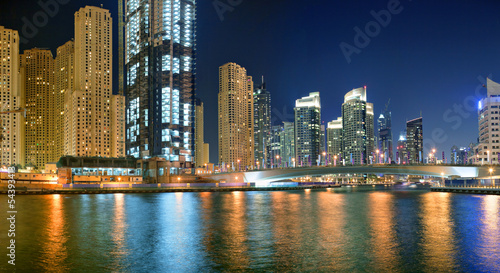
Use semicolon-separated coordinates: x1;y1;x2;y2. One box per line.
1;1;500;164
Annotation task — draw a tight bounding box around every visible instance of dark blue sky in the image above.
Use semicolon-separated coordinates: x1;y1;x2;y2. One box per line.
1;0;499;163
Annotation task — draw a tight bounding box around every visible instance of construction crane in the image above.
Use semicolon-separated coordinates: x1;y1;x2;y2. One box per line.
383;98;391;114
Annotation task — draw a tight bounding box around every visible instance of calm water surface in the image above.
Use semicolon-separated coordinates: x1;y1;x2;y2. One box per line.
1;187;499;272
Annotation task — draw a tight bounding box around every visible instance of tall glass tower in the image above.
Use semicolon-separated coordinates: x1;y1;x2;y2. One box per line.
341;87;374;165
253;78;271;168
294;92;321;166
121;0;196;167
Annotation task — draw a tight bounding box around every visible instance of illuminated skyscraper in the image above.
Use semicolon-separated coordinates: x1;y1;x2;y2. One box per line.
406;117;423;164
121;0;196;168
377;109;393;163
396;131;407;164
21;48;55;168
195;99;209;167
0;26;24;167
341;87;374;165
294;92;321;166
218;63;254;169
476;78;500;165
55;40;74;159
327;117;342;159
65;6;124;158
281;121;295;167
253;78;271;167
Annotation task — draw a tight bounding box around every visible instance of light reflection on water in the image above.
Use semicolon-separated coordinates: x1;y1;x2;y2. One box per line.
1;188;500;272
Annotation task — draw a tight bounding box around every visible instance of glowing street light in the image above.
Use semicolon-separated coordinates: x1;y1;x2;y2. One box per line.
237;159;241;172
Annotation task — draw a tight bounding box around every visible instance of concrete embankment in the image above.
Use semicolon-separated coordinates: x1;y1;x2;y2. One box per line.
431;186;500;195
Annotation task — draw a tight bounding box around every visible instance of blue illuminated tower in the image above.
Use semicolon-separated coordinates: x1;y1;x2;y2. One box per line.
121;0;196;168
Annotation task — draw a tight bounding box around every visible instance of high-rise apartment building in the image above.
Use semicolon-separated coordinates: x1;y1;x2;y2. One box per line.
327;117;342;159
218;63;254;169
341;87;374;165
195;99;209;167
21;48;55;169
0;26;24;167
253;78;271;167
477;78;500;165
122;0;196;168
377;110;393;163
406;117;423;164
55;40;74;159
64;6;124;158
294;92;321;166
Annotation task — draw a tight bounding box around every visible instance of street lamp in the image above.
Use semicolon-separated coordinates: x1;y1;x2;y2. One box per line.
334;155;338;167
276;155;280;168
322;151;326;166
292;157;295;168
237;159;241;172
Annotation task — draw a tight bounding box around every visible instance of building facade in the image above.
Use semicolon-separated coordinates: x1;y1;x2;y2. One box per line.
218;63;254;169
406;117;423;164
269;124;283;168
0;26;24;167
253;78;271;168
327;117;342;160
341;87;374;165
121;0;196;167
294;92;321;166
21;48;55;169
476;78;500;165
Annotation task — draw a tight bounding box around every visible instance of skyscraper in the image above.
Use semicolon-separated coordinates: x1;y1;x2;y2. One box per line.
406;117;423;164
327;117;342;159
55;40;74;159
65;6;124;158
195;99;209;167
281;121;295;167
21;48;55;169
377;110;393;163
0;26;24;167
269;124;283;167
341;87;374;165
253;77;271;168
122;0;196;167
218;63;254;169
396;131;407;164
294;92;321;166
477;78;500;165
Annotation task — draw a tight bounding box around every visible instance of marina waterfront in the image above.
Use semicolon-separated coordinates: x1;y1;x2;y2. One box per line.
1;186;499;272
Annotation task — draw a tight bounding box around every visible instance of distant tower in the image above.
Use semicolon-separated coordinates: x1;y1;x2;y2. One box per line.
377;103;393;163
281;121;295;167
294;92;321;166
55;40;74;159
195;99;209;167
406;117;423;164
253;77;271;167
341;87;374;165
397;131;407;164
218;63;254;169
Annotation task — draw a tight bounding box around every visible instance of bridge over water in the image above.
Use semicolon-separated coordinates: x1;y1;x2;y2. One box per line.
202;165;498;185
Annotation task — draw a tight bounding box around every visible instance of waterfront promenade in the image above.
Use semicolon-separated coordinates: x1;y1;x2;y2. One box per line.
431;185;500;195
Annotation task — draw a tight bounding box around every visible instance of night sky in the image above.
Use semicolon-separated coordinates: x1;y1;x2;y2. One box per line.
1;0;500;163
